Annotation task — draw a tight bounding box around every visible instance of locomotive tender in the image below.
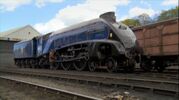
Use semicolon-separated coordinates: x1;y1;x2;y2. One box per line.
13;12;138;72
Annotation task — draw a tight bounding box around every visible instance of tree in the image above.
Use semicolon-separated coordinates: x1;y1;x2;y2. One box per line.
121;19;140;27
137;13;152;25
158;6;178;21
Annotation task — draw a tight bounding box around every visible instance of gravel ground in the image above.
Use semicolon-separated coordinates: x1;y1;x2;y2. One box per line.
0;73;178;100
0;74;108;98
0;79;66;100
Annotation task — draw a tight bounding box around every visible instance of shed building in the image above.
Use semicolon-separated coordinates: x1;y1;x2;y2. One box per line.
0;38;19;67
0;25;40;40
0;25;40;68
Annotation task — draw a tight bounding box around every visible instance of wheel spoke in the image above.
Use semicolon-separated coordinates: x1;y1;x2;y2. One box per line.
74;59;86;71
88;60;96;72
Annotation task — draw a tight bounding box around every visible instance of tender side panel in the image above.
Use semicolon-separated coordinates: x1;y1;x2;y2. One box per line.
14;40;34;59
162;22;178;34
133;19;179;56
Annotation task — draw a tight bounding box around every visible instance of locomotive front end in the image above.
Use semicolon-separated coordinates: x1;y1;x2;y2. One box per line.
100;12;138;53
111;22;139;58
100;12;139;72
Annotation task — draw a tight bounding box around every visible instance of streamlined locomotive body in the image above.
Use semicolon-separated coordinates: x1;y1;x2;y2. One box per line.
14;12;138;72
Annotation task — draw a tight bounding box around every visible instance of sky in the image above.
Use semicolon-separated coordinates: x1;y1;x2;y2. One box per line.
0;0;178;34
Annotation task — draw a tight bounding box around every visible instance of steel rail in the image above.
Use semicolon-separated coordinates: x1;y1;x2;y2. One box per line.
0;68;178;81
0;68;178;85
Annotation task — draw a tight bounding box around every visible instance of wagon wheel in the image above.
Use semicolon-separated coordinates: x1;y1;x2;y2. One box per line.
26;60;31;68
38;59;43;68
30;59;36;68
22;60;26;68
15;61;17;67
17;60;22;68
156;66;165;73
19;60;23;68
29;60;33;68
88;60;97;72
73;59;87;71
105;57;117;73
140;61;152;72
155;61;166;73
61;62;72;71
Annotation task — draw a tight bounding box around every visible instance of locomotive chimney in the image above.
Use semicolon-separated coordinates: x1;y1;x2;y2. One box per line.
99;12;116;23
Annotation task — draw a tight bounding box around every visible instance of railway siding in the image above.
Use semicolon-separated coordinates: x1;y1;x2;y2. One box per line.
0;68;178;97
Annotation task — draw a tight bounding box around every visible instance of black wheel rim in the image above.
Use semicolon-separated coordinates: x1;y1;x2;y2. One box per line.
106;58;116;72
74;59;86;71
61;62;71;71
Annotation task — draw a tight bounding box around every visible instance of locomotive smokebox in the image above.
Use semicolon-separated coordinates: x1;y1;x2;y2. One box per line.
100;12;116;23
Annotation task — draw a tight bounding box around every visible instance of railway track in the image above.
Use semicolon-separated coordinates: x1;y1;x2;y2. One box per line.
0;68;178;97
1;67;178;81
0;75;101;100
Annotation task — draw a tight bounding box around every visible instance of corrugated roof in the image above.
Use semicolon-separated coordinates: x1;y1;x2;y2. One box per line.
0;26;23;37
0;25;41;40
0;25;39;37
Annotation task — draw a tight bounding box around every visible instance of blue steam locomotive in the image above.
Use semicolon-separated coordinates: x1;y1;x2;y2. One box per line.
13;12;139;72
